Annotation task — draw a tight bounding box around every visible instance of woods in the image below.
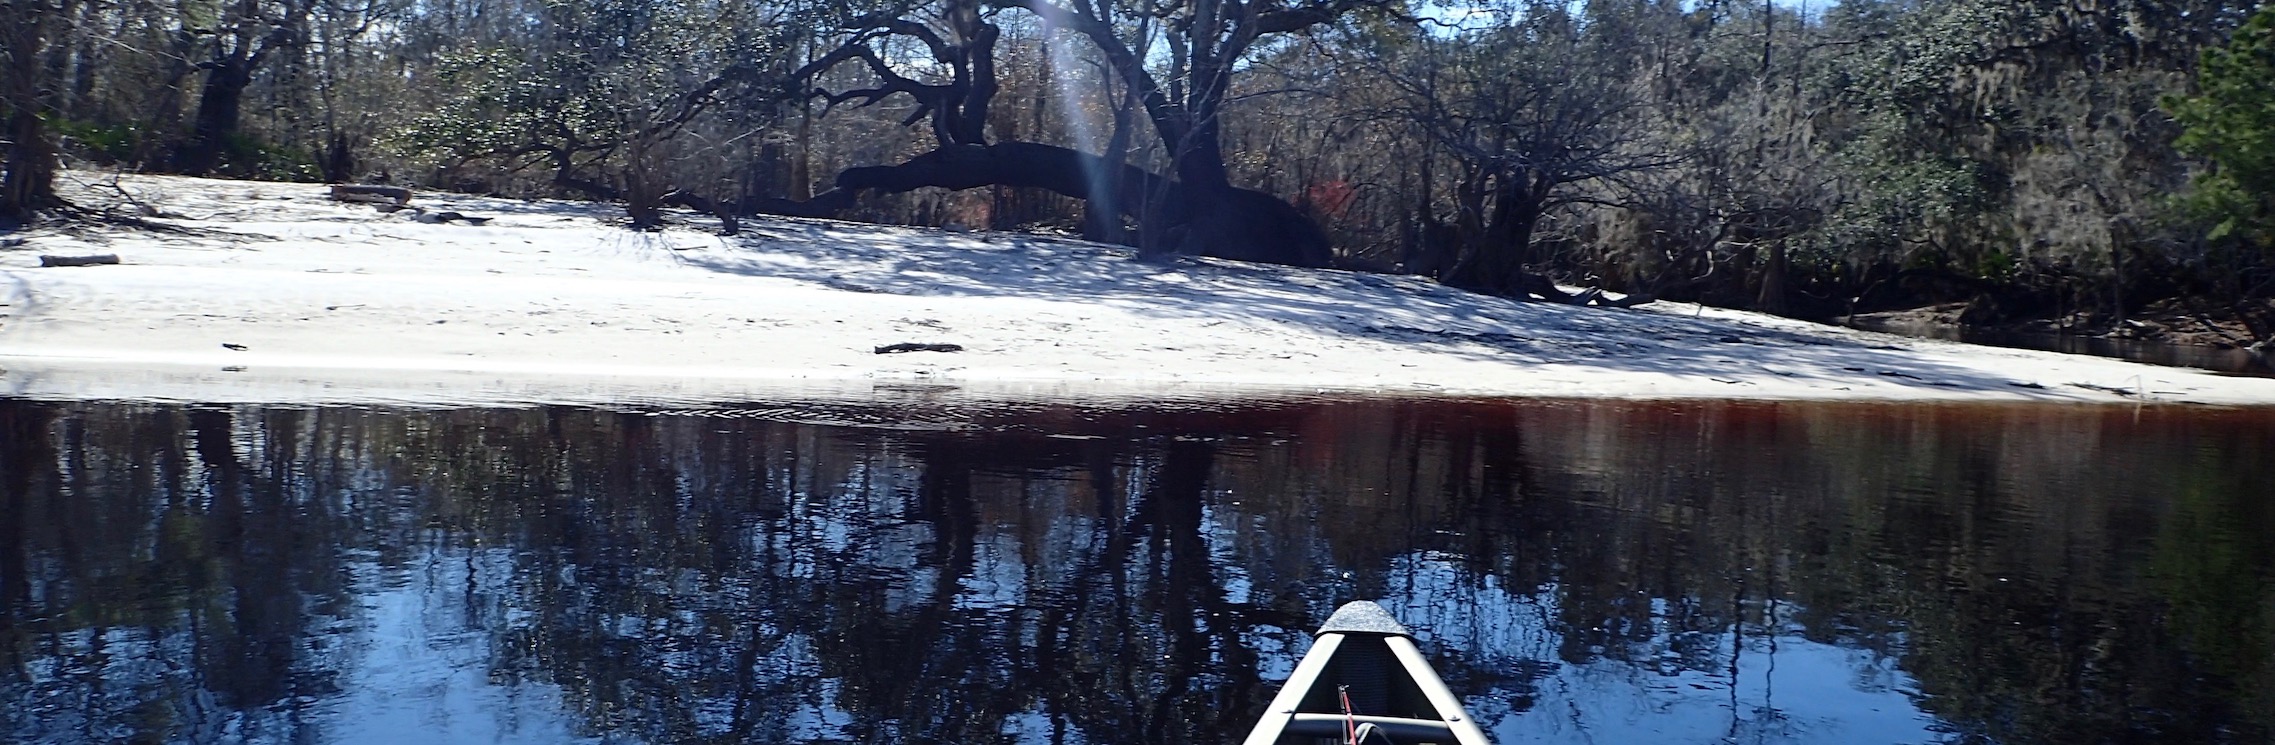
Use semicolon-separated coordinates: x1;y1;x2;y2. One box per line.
3;0;2273;338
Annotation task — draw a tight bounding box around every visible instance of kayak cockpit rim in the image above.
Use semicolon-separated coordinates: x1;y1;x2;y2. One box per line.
1239;601;1493;745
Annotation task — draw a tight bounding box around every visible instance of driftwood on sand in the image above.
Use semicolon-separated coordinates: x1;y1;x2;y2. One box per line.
39;254;121;267
372;204;489;225
874;342;964;354
329;184;413;206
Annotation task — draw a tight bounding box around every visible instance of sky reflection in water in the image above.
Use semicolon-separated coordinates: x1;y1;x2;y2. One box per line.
2;399;2271;744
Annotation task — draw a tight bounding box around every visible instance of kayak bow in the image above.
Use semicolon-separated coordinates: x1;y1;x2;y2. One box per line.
1241;601;1492;745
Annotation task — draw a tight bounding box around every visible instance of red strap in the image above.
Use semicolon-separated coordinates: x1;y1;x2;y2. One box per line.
1339;685;1358;745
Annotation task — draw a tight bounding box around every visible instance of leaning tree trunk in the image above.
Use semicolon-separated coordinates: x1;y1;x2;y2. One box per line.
831;142;1331;267
177;57;253;176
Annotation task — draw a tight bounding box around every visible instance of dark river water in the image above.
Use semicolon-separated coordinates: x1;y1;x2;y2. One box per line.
3;398;2273;745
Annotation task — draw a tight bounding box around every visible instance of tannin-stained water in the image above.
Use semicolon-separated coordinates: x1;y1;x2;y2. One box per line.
2;398;2271;744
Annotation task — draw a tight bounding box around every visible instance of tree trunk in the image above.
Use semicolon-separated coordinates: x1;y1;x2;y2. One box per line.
142;50;194;169
319;133;355;183
0;109;62;225
623;139;664;230
1;0;62;225
1085;89;1138;245
1033;1;1332;266
791;101;814;201
2110;239;2126;325
1442;167;1490;282
177;57;254;176
1161;107;1243;259
1445;173;1558;298
956;12;998;145
1757;241;1789;315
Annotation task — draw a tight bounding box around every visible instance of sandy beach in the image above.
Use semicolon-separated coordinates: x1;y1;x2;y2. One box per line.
5;173;2273;408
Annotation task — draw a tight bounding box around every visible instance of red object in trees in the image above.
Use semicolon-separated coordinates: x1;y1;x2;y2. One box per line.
1303;180;1357;220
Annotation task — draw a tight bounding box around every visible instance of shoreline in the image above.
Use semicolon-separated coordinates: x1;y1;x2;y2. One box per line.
2;347;2266;410
6;173;2275;409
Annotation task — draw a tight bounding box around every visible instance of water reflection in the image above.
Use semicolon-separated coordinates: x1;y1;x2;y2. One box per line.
2;399;2272;744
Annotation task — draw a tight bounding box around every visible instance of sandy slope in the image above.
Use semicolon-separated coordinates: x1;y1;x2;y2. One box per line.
2;172;2272;408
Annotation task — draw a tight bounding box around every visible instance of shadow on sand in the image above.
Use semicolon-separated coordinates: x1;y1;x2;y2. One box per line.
676;216;2106;401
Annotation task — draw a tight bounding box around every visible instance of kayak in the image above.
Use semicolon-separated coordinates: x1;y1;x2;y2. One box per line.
1241;601;1494;745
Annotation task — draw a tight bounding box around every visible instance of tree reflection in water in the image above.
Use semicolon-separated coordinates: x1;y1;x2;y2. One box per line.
1;399;2271;744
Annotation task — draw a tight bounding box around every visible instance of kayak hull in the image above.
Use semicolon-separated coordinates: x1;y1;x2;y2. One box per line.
1241;602;1492;745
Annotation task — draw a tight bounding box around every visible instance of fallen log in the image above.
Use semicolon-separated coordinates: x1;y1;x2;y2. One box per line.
1573;287;1656;308
875;342;964;354
412;210;489;225
39;254;121;267
379;205;489;225
330;184;413;206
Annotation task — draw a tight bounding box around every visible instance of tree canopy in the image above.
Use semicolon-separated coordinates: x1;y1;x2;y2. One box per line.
3;0;2273;335
2171;3;2275;252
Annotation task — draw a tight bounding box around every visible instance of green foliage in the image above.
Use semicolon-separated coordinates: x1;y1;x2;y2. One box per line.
50;119;146;163
69;114;321;180
383;46;570;161
1809;1;2023;270
2168;4;2275;249
385;0;787;183
1749;0;2222;311
217;133;324;182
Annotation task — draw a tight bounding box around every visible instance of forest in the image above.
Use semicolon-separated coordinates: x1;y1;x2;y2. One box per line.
3;0;2273;342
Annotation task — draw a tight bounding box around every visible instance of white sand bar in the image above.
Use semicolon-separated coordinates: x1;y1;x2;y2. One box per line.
3;174;2272;408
